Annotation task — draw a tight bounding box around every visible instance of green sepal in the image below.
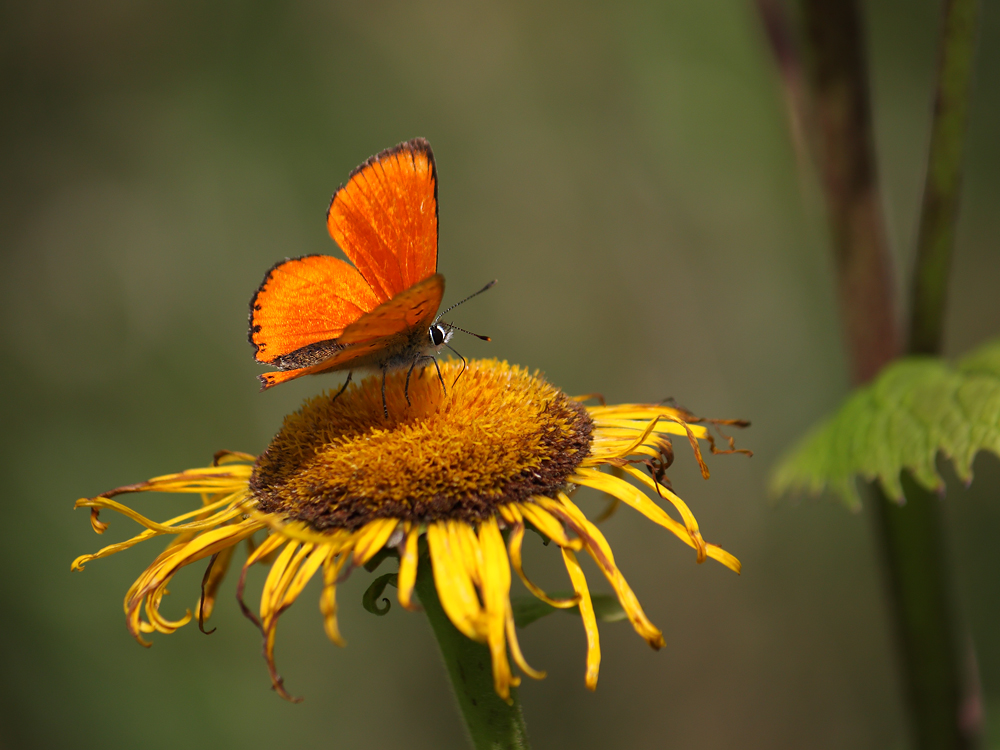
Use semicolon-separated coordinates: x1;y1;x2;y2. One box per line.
362;573;397;616
363;546;396;573
510;592;626;629
771;338;1000;508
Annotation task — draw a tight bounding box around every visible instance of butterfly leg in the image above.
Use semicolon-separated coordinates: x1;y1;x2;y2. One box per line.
405;356;441;406
431;356;447;398
444;343;467;389
404;359;420;407
381;369;389;419
330;371;353;404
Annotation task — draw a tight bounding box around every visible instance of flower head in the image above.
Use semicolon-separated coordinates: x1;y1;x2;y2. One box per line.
73;359;747;701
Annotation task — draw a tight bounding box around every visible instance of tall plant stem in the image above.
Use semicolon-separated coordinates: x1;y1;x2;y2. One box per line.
887;0;981;747
908;0;980;355
792;0;980;748
871;476;978;750
414;544;531;750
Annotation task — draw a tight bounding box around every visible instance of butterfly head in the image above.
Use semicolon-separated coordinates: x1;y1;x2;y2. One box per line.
428;279;497;355
428;322;454;351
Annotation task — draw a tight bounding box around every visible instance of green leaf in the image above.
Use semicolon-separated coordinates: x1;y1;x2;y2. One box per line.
511;596;560;629
771;339;1000;508
510;592;626;629
362;573;397;616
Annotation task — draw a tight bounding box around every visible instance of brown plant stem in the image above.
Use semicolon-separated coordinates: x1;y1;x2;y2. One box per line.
800;0;900;385
754;0;812;172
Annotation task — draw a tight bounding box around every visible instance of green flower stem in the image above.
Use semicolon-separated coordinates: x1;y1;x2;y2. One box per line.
909;0;980;355
870;476;976;749
414;545;530;750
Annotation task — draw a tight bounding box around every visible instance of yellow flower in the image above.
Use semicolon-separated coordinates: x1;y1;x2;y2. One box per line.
72;359;747;702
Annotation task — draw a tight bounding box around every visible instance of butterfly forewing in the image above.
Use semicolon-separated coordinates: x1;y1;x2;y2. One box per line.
327;139;438;302
249;255;381;364
257;276;446;390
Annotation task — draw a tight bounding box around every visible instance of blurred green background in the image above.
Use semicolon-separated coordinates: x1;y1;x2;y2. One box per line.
2;1;999;748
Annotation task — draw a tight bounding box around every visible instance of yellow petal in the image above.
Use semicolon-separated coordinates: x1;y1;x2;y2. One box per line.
260;541;304;624
517;502;580;550
504;608;546;681
320;551;349;647
536;494;664;649
73;491;247;544
507;522;578;608
280;544;328;612
571;467;698;549
396;523;420;611
478;518;518;701
352;518;401;566
561;547;600;690
427;522;484;641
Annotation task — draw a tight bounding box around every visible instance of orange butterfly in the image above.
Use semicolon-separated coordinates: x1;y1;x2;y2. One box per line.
249;138;492;416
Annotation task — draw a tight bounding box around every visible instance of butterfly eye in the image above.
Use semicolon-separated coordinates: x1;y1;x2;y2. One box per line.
429;324;447;347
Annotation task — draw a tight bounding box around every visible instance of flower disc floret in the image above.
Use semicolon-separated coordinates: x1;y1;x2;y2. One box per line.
251;360;593;529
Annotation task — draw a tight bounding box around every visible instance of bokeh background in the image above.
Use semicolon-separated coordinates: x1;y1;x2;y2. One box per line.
2;1;998;748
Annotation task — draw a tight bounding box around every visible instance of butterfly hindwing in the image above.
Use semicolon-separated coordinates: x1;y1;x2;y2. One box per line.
259;337;390;390
257;275;445;390
337;274;444;345
326;139;438;302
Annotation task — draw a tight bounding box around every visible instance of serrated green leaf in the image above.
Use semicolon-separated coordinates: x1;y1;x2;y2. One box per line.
771;339;1000;508
510;592;626;629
